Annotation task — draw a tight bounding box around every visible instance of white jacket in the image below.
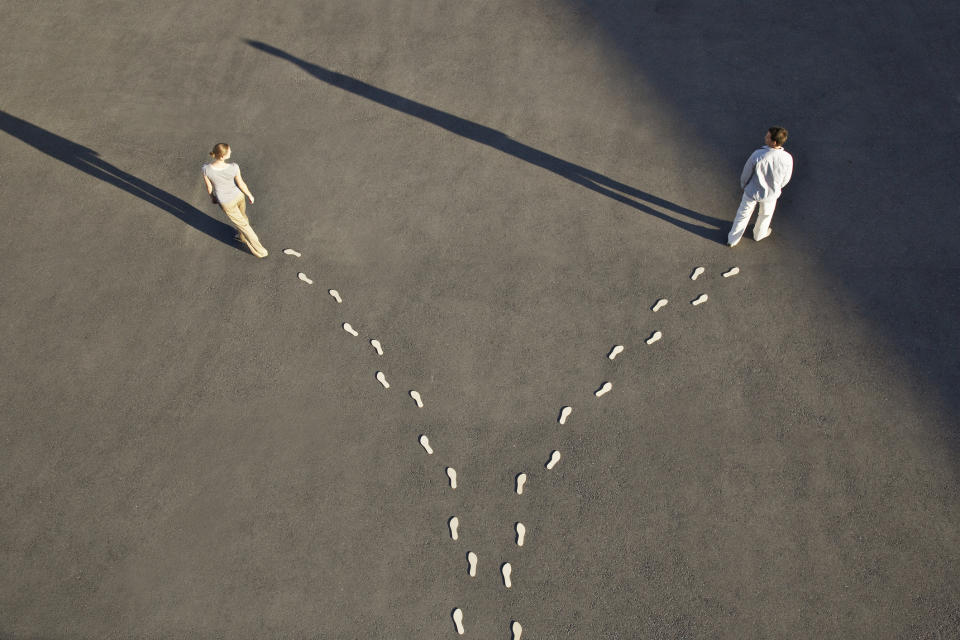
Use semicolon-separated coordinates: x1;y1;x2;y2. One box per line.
741;146;793;202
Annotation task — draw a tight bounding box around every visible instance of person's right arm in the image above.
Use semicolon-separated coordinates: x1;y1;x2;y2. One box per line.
780;154;794;189
234;170;255;204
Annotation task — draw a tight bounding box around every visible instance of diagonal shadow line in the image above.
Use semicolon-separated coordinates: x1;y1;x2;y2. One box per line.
0;109;240;251
245;40;728;243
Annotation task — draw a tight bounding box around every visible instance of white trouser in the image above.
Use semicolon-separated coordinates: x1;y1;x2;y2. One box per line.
728;194;777;245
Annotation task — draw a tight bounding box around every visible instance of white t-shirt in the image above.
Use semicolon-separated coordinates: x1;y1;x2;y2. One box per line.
202;162;243;204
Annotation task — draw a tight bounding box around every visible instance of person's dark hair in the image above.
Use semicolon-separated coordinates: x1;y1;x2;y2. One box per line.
209;143;230;160
768;127;788;146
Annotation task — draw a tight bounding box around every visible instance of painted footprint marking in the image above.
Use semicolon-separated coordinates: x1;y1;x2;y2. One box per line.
723;266;740;278
446;467;457;489
419;434;433;455
516;473;527;495
452;608;464;635
410;390;423;408
546;450;561;470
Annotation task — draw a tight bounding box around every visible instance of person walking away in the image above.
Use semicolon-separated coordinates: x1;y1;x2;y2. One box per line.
728;127;793;247
202;143;268;258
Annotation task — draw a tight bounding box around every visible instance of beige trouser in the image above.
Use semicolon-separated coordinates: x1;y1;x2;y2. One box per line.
221;196;268;258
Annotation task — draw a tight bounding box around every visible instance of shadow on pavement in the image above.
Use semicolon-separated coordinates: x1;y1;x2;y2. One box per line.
0;109;239;250
245;39;727;243
565;2;960;436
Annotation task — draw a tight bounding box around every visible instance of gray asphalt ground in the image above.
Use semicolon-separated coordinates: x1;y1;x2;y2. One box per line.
2;1;959;638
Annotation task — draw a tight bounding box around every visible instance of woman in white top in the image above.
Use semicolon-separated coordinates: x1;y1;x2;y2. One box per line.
202;143;268;258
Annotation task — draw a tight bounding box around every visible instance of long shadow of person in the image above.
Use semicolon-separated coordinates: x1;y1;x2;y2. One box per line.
0;109;239;250
246;40;727;242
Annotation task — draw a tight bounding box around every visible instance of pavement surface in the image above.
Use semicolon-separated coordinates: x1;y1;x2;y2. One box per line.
1;1;959;638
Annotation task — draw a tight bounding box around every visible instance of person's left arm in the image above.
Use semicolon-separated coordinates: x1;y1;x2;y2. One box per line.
740;150;760;190
202;172;218;204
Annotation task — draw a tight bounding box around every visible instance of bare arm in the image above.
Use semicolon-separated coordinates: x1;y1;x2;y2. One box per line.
202;173;219;204
235;171;255;203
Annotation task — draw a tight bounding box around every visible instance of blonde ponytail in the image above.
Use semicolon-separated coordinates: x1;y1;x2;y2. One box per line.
209;143;230;160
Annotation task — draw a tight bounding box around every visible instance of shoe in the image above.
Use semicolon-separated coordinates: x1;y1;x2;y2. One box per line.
754;229;772;242
728;239;740;247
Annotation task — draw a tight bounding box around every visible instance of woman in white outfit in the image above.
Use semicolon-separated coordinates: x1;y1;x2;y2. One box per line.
202;143;268;258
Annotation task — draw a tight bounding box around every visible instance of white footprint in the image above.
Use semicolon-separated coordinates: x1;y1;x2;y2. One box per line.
452;608;464;635
328;289;342;303
516;473;527;495
558;406;572;425
449;516;460;541
608;345;624;360
646;330;662;345
546;450;561;470
512;621;523;640
376;371;390;389
691;266;705;280
370;339;383;355
446;467;457;489
516;522;526;546
692;293;709;306
467;551;478;577
502;562;513;588
723;267;740;278
410;390;424;408
343;322;359;336
283;248;301;257
652;298;668;312
595;381;613;397
297;272;313;285
419;434;433;455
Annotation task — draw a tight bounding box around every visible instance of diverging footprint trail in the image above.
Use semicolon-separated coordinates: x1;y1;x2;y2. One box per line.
282;245;740;636
498;263;742;635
